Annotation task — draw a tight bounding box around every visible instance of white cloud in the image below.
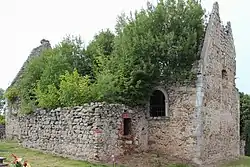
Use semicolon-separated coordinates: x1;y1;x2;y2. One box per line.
0;0;249;93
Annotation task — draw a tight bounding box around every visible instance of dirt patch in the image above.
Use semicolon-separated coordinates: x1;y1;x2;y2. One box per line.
115;152;196;167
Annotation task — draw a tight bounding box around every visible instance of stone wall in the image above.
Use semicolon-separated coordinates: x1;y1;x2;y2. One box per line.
147;3;240;166
5;2;240;167
240;140;245;155
6;103;148;162
0;125;5;139
148;86;199;164
198;2;240;165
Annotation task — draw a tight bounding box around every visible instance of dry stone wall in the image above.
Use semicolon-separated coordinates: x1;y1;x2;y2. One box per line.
199;2;240;165
6;103;148;162
148;86;199;164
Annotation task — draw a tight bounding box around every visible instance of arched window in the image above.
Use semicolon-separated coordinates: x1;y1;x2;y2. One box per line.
149;88;168;117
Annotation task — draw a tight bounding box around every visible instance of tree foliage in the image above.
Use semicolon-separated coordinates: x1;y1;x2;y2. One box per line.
4;87;19;104
58;70;92;107
86;29;115;75
0;115;5;125
239;91;250;155
239;92;250;155
240;92;250;139
37;36;92;93
9;36;93;111
5;0;205;112
105;0;205;105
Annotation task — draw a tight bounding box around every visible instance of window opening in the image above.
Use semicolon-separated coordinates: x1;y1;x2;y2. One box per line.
123;118;132;136
222;69;228;80
150;90;166;117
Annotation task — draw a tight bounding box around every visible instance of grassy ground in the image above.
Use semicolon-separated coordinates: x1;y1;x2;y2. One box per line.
0;140;249;167
0;140;109;167
220;156;250;167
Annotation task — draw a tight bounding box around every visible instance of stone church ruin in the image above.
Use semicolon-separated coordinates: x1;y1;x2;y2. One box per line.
5;2;240;166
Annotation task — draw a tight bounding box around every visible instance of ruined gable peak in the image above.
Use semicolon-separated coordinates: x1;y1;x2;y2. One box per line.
210;1;221;22
40;39;51;47
212;1;219;13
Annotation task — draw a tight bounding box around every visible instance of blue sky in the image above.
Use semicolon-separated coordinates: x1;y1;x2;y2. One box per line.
0;0;249;93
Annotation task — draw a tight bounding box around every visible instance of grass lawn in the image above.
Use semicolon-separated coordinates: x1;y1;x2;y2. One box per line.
220;156;250;167
0;140;110;167
0;140;249;167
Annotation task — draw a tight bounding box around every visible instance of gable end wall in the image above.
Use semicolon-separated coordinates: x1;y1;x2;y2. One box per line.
198;2;240;165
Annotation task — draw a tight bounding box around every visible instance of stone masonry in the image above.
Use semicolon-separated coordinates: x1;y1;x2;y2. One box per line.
0;125;5;139
6;103;147;162
147;86;199;164
198;2;240;165
5;2;240;167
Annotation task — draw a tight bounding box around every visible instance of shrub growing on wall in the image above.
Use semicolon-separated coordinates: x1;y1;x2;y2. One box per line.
59;70;92;107
4;87;19;104
90;71;121;103
35;83;60;109
0;115;5;125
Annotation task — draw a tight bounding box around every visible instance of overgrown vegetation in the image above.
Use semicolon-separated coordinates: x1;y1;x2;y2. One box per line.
0;88;5;124
239;92;250;156
0;115;5;125
5;0;205;112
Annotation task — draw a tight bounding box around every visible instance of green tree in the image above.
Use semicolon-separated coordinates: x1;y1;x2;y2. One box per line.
34;36;93;109
245;120;250;156
6;0;206;112
239;92;250;155
240;92;250;139
59;70;92;107
19;49;50;107
37;36;92;92
0;115;5;125
90;71;121;103
14;36;93;111
85;29;115;76
108;0;205;105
